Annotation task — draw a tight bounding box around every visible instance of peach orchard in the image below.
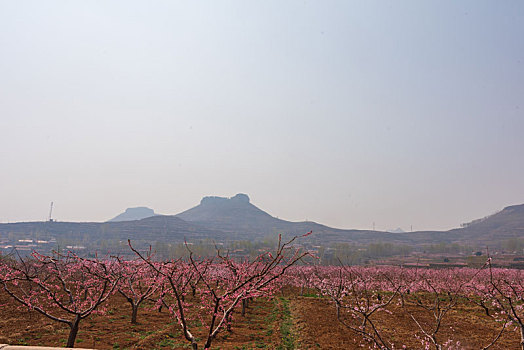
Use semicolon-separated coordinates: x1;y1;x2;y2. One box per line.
1;233;523;349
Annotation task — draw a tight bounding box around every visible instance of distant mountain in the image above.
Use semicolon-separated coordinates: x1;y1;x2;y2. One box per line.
445;204;524;245
176;193;282;236
387;204;524;247
0;215;226;246
102;215;227;241
388;228;406;234
2;194;524;251
176;193;386;242
108;207;157;222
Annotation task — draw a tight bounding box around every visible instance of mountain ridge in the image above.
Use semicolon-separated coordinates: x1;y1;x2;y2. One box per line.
1;195;524;250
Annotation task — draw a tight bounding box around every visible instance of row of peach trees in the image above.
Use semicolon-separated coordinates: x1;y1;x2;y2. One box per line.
2;235;524;349
287;261;524;350
0;234;310;349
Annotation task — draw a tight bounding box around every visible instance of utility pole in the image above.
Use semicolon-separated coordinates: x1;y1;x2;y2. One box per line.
48;202;54;222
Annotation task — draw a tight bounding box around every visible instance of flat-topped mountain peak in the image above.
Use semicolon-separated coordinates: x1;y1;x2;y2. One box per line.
200;193;250;205
177;193;271;224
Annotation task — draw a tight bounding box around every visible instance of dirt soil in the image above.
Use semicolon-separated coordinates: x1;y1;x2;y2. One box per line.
290;294;520;349
0;289;521;349
0;291;278;349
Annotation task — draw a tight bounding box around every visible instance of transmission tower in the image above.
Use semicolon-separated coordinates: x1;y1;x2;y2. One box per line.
48;202;54;222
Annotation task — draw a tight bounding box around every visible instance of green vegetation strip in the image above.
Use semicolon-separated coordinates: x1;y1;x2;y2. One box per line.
275;297;295;350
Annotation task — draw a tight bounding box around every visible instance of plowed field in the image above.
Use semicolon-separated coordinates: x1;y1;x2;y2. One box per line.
0;290;520;349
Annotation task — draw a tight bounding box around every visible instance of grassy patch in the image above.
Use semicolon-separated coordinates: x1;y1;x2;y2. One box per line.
138;330;156;339
301;292;321;298
157;337;177;348
16;338;28;346
276;297;295;350
254;339;268;348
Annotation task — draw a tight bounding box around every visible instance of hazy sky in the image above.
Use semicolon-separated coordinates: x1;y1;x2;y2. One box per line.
1;1;523;231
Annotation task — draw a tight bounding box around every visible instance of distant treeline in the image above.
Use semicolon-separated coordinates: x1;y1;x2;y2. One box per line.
6;230;524;265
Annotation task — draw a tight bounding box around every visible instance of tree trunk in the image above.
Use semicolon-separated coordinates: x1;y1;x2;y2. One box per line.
520;323;524;350
241;299;247;316
227;310;233;332
432;336;442;350
66;316;81;348
131;303;139;324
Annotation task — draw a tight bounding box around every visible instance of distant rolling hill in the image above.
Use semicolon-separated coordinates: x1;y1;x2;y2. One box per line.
445;204;524;246
108;207;157;222
0;215;226;245
176;194;413;244
371;203;524;247
1;195;524;249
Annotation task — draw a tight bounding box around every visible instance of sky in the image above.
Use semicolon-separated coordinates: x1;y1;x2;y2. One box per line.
1;1;523;231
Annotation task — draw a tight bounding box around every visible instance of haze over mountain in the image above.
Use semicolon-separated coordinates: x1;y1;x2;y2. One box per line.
388;228;406;234
445;204;524;246
0;215;225;246
2;2;523;234
108;207;157;222
176;193;290;236
1;194;524;250
175;193;385;242
175;194;524;247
